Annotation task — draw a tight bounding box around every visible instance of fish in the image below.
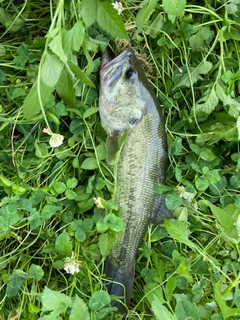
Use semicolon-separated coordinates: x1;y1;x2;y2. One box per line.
99;48;172;313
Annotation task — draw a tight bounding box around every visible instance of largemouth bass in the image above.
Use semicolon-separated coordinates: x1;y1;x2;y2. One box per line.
99;48;172;313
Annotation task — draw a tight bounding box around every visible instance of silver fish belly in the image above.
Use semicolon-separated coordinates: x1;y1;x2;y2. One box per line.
99;48;172;313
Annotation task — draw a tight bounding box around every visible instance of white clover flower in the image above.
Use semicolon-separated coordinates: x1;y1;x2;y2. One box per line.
42;128;64;148
112;1;123;15
64;252;82;275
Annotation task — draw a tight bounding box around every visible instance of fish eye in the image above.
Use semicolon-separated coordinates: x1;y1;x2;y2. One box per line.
125;68;134;80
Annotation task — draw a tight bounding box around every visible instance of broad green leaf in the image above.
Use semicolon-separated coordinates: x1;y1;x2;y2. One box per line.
52;181;67;194
214;281;240;319
71;20;85;52
216;81;240;109
194;87;218;116
41;53;64;87
89;290;111;311
68;61;94;87
41;204;60;220
41;287;71;313
195;177;209;191
80;0;97;28
81;157;98;170
6;270;31;298
48;33;67;63
145;12;164;38
169;137;182;155
70;295;90;320
175;60;212;88
154;183;172;195
96;1;128;39
135;0;158;33
166;276;176;302
34;142;48;158
162;0;186;16
83;107;99;119
56;68;75;108
55;230;72;256
189;26;214;51
151;294;176;320
164;219;192;247
62;21;85;56
81;219;93;232
207;202;240;243
0;7;13;27
165;191;183;210
98;232;116;259
6;274;23;298
75;228;87;242
237;116;240;139
28;264;44;281
65;189;77;200
66;177;78;189
175;300;199;320
23;80;54;119
175;260;193;283
96;143;106;161
199;148;216;161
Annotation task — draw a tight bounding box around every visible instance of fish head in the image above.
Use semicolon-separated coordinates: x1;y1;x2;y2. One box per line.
99;48;146;136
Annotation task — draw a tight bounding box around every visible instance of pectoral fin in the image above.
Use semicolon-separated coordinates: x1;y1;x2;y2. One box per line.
106;134;119;164
150;195;173;224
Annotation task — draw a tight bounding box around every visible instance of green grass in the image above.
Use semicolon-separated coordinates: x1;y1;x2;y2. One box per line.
1;0;240;319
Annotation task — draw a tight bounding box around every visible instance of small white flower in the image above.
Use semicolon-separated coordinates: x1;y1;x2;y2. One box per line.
64;252;82;275
112;1;123;15
205;301;217;308
42;128;64;148
49;133;64;148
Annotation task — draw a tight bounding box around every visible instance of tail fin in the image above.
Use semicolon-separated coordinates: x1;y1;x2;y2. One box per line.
104;256;135;314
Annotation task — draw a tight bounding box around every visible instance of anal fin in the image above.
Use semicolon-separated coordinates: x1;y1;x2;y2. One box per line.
150;194;173;224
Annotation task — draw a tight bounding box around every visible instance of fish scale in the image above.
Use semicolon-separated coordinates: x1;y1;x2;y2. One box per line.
99;48;172;313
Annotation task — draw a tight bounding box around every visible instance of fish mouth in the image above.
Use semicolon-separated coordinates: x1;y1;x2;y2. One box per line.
100;48;134;85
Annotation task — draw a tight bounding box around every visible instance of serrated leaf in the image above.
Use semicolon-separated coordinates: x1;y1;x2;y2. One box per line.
162;0;186;16
70;295;90;320
48;33;67;63
175;300;199;320
71;20;85;52
80;0;97;28
41;53;64;87
135;0;158;33
96;1;128;39
23;80;54;119
55;230;72;256
81;157;98;170
194;86;218;116
164;219;192;247
41;287;71;313
175;60;212;88
151;294;176;320
207;202;240;243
